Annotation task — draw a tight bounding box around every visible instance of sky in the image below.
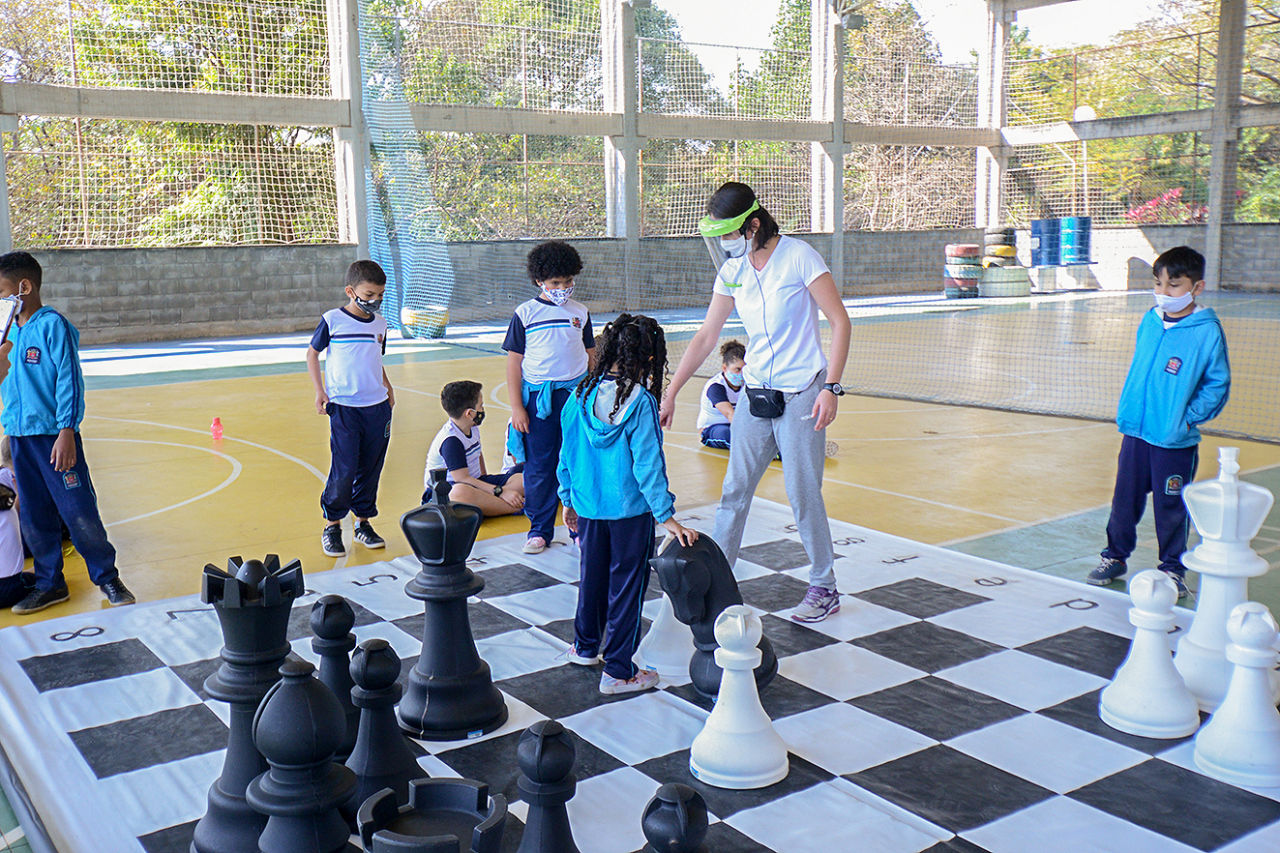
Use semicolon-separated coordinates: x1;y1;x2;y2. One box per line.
664;0;1170;66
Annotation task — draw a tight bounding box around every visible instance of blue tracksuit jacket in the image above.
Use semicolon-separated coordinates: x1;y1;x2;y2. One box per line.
557;380;675;522
0;307;85;436
1115;306;1230;449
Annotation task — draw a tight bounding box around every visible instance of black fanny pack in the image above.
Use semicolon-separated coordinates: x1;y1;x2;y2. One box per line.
745;386;786;419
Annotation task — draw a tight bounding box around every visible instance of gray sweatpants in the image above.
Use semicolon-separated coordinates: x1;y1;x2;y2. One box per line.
712;372;837;589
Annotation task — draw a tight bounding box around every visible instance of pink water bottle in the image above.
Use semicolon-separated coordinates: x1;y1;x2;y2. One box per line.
210;417;223;441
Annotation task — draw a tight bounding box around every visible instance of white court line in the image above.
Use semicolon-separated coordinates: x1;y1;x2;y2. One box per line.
86;415;349;569
86;439;243;527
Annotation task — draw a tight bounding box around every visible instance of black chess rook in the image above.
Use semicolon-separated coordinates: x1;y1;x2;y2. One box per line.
190;555;303;853
358;777;507;853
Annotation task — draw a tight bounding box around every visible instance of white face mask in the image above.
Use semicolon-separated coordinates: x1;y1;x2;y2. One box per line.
720;234;748;259
1154;291;1194;314
542;285;573;306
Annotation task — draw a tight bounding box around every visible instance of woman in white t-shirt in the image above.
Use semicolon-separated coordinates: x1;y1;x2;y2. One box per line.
659;182;851;623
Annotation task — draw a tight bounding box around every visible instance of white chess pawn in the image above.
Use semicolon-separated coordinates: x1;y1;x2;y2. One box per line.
1100;570;1200;738
636;592;695;680
1174;447;1275;711
689;606;788;789
1193;602;1280;787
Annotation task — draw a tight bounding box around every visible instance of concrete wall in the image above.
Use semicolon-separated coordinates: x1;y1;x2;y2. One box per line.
32;223;1278;344
36;244;357;345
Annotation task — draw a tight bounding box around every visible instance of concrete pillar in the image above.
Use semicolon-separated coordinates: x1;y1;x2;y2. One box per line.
327;0;370;257
602;0;646;309
810;0;845;287
0;116;13;253
976;0;1010;227
1204;0;1246;290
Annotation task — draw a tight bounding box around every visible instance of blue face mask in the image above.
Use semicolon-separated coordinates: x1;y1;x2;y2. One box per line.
725;370;743;387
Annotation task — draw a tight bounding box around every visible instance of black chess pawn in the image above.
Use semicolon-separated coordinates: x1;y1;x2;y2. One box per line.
343;638;427;821
398;473;508;740
359;777;507;853
247;659;356;853
515;720;579;853
641;784;709;853
192;555;304;853
311;594;359;759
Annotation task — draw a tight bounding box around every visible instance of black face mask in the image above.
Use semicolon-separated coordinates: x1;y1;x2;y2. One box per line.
472;410;486;426
353;295;382;314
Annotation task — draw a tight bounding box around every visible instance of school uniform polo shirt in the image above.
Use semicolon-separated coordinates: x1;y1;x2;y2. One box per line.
697;373;741;430
502;296;594;383
310;307;388;408
713;235;830;392
425;420;483;487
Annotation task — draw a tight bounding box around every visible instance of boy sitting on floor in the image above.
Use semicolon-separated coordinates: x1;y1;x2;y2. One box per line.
424;380;526;516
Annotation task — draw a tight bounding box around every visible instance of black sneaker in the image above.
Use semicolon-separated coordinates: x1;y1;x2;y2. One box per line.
1087;557;1127;586
12;584;70;615
100;578;136;607
353;521;385;549
322;524;345;557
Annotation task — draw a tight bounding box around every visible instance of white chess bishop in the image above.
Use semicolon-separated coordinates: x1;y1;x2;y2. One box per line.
1173;447;1276;711
1099;570;1200;738
1194;602;1280;787
689;606;789;789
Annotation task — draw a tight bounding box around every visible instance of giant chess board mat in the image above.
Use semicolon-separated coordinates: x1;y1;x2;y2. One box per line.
1;499;1278;852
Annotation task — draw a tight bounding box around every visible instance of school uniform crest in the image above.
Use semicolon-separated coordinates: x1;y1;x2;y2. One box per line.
24;347;40;364
1165;474;1184;495
62;471;81;489
1164;357;1182;375
571;317;581;328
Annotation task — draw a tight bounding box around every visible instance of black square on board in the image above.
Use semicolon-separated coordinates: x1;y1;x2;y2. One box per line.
393;599;530;642
538;618;577;646
922;839;992;853
137;820;197;853
739;539;837;572
737;573;811;612
1017;626;1131;679
1070;759;1280;850
21;639;165;691
851;621;1004;673
1038;689;1203;754
435;728;623;804
853;577;990;619
665;675;831;722
634;749;832;819
70;704;227;778
475;563;560;598
847;676;1024;740
498;663;648;720
626;821;767;853
847;745;1052;832
759;614;839;657
170;657;222;702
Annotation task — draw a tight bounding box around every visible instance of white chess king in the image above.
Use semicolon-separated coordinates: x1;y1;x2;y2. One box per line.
1173;447;1276;711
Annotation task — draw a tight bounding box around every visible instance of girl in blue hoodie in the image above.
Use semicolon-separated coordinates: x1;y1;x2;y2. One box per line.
558;314;699;695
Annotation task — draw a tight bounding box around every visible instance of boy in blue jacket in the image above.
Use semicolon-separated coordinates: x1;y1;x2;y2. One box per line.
1088;246;1230;599
0;252;134;614
558;314;697;695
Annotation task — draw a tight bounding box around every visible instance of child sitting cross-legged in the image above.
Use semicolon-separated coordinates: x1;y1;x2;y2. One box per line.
557;314;698;695
424;381;526;517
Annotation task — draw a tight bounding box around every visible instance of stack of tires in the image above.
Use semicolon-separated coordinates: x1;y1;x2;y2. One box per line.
979;226;1031;297
943;243;981;299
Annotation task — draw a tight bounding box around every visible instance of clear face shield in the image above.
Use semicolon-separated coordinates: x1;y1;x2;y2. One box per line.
697;200;759;271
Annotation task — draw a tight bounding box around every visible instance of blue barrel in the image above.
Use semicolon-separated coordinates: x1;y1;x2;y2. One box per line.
1030;218;1060;266
1060;216;1091;264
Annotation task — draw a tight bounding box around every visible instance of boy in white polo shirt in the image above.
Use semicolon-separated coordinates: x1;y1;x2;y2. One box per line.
307;260;395;558
423;380;525;516
503;241;596;553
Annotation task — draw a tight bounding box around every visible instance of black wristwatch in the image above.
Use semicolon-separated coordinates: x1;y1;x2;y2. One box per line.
492;485;503;497
822;382;845;397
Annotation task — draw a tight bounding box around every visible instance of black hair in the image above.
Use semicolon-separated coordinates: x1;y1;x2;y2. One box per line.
0;251;42;290
346;259;386;289
706;182;780;251
440;380;483;418
577;313;667;423
527;241;583;286
719;339;746;363
1152;246;1205;283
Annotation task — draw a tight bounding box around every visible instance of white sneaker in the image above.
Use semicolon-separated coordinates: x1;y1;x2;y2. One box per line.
559;645;600;666
522;536;548;554
599;668;659;695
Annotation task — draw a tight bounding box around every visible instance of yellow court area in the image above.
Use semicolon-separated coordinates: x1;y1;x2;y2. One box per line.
6;344;1280;630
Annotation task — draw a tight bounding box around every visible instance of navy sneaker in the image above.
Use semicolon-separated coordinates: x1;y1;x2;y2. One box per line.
1087;557;1127;586
1162;569;1192;602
